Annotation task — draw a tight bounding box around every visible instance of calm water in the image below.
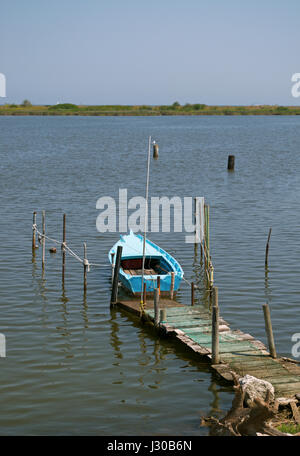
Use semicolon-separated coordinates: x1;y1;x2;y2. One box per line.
0;115;300;435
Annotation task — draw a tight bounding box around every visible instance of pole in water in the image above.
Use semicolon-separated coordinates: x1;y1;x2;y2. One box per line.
111;245;122;306
212;286;219;308
154;288;160;327
212;305;220;364
265;228;272;269
111;252;115;282
143;282;147;308
262;303;277;358
157;276;161;296
153;142;159;159
191;282;195;306
62;213;66;285
42;210;46;272
170;272;175;299
32;211;37;253
227;155;235;171
83;242;88;293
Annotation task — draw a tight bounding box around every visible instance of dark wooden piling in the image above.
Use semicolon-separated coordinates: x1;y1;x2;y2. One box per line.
42;210;46;272
265;228;272;269
110;245;122;306
154;288;160;327
263;303;277;358
32;211;37;253
157;276;160;295
153;143;159;159
83;242;88;293
111;252;115;281
62;214;66;285
227;155;235;171
191;282;195;306
212;286;220;363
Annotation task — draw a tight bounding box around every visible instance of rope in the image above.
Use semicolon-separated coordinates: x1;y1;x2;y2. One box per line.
33;224;106;270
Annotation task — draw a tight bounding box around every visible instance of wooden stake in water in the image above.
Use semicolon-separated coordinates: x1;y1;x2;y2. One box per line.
42;210;46;272
32;211;37;253
143;282;147;308
262;303;277;358
212;304;220;364
62;213;66;285
170;271;175;299
111;252;115;282
111;245;122;306
83;242;88;293
191;282;195;306
154;288;160;327
265;228;272;269
227;155;235;171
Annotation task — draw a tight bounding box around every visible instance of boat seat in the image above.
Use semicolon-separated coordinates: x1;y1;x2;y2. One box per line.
122;268;157;276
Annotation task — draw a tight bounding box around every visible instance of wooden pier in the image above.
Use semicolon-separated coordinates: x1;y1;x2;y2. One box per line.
115;297;300;400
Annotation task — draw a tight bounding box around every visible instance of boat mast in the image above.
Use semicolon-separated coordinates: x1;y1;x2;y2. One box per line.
140;136;152;310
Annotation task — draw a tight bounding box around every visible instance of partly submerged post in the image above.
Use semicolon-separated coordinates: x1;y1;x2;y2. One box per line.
262;303;277;358
227;155;235;171
265;228;272;269
153;142;159;159
111;252;115;282
204;204;210;273
191;282;195;306
212;301;220;364
154;288;160;327
111;245;122;306
32;211;37;253
62;213;66;285
212;286;218;308
42;210;46;272
83;242;88;293
170;271;175;299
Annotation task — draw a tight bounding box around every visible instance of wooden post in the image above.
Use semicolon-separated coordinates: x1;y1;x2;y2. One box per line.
83;242;88;293
227;155;235;171
160;308;166;324
153;143;159;159
143;281;147;307
265;228;272;269
111;252;115;282
191;282;195;306
204;204;210;271
42;210;46;272
62;213;66;284
157;276;160;296
193;197;198;255
32;211;37;252
262;303;277;358
154;288;160;327
212;305;220;364
212;286;218;308
110;245;122;306
170;272;175;299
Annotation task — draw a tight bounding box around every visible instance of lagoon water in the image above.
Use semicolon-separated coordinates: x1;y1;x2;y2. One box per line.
0;115;300;435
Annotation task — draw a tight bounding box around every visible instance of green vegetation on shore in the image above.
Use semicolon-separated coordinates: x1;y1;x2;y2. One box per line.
1;101;300;116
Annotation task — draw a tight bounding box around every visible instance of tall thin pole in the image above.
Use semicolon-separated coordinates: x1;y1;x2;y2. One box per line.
140;136;152;311
42;210;46;273
62;214;66;285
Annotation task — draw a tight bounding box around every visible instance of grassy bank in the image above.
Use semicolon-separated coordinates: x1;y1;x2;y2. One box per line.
1;102;300;116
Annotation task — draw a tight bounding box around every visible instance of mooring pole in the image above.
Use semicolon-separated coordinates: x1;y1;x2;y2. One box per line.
32;211;37;253
143;282;147;308
157;276;160;296
83;242;88;293
62;213;66;285
42;210;46;272
212;286;219;364
110;245;122;306
191;282;195;306
154;288;160;327
153;142;159;159
227;155;235;171
111;252;115;282
265;228;272;269
262;303;277;358
170;271;175;299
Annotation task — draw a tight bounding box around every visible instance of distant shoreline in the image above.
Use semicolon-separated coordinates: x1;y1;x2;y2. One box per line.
1;103;300;116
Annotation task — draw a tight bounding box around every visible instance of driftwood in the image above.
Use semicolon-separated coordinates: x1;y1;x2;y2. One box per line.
202;373;293;436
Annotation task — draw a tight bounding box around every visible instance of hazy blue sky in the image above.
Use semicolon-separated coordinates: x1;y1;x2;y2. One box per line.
1;0;300;105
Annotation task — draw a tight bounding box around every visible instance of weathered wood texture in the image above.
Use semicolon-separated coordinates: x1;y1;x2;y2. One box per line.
116;299;300;399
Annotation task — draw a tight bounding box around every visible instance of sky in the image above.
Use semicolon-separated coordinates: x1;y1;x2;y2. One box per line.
1;0;300;105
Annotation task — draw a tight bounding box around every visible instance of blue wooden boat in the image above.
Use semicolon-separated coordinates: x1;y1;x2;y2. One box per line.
108;230;184;297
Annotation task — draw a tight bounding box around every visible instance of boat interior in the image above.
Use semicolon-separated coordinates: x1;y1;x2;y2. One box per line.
121;257;172;276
